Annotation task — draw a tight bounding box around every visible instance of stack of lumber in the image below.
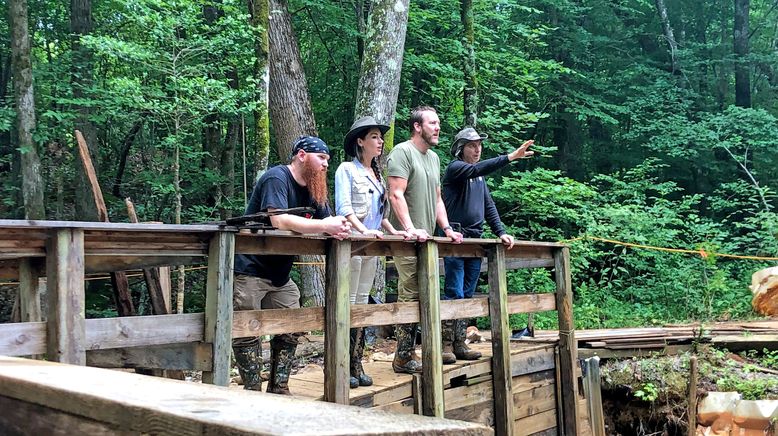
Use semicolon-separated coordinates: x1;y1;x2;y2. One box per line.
521;321;778;352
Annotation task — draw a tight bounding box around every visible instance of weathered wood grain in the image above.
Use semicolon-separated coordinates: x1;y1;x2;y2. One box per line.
418;241;444;417
488;244;514;435
201;232;235;386
324;239;351;404
46;229;86;365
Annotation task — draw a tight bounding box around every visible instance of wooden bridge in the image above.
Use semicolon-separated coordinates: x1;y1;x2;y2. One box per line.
0;220;586;435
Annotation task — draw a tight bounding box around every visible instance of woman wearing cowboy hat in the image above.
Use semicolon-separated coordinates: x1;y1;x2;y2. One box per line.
335;115;408;388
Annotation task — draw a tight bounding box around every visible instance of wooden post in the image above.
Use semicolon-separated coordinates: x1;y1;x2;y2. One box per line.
582;356;605;436
554;247;580;436
202;231;235;386
487;245;514;436
324;239;351;404
18;258;42;323
46;229;86;365
418;240;444;417
688;356;698;436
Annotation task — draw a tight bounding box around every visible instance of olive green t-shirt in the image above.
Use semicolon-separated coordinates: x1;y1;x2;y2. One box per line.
386;140;440;233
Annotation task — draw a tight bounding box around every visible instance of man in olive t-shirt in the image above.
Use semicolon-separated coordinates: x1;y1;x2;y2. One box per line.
385;106;463;374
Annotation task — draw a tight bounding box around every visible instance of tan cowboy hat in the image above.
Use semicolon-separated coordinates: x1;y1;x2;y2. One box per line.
344;116;390;157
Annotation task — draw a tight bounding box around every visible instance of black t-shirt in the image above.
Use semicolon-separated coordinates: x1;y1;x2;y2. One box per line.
234;165;330;285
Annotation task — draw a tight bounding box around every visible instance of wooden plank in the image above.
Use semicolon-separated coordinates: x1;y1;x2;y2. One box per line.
373;397;415;415
0;219;224;232
418;241;444;417
46;229;86;365
512;369;556;393
513;384;557;420
0;259;20;279
201;232;235;386
0;394;130;435
0;356;492;435
488;244;514;436
85;313;204;349
86;342;213;371
18;258;42;323
324;239;351;404
0;321;46;356
513;408;557;435
445;400;494;427
445;380;493;411
85;255;205;274
554;247;580;436
235;233;326;256
511;346;556;377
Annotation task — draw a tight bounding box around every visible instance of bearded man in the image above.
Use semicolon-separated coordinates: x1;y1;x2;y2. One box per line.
232;136;351;394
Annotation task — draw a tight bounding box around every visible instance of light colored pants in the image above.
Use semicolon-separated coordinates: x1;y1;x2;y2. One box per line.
394;255;419;302
350;256;378;305
233;274;301;346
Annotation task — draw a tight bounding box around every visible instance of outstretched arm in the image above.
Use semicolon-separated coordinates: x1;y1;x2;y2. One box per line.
269;210;351;240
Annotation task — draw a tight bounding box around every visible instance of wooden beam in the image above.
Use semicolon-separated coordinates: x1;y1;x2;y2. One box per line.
582;356;605;436
418;241;444;417
86;342;212;371
554;247;580;436
201;232;235;386
487;244;514;436
85;313;204;349
18;258;42;323
324;239;351;404
46;228;86;365
0;321;46;356
85;255;205;274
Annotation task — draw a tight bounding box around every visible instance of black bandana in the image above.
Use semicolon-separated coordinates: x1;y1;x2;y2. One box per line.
292;136;330;157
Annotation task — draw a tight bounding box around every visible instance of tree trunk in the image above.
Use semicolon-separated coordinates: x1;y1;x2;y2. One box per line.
222;69;239;220
717;0;729;108
71;0;100;220
654;0;680;74
353;0;409;149
461;0;478;127
248;0;270;177
734;0;751;107
268;0;324;307
9;0;45;219
112;119;144;198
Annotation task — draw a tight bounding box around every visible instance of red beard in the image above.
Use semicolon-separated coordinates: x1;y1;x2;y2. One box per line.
301;159;329;206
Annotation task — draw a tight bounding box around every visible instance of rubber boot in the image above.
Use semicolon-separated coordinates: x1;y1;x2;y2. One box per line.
350;328;373;388
392;323;423;374
441;320;457;364
266;336;297;395
453;319;482;360
232;339;262;391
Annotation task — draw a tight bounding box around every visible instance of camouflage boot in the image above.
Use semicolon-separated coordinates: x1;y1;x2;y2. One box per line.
350;328;373;388
233;339;263;391
441;320;457;364
266;335;297;395
392;323;423;374
453;319;482;360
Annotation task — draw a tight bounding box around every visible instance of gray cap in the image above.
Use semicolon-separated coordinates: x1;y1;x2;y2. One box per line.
343;116;390;157
450;127;488;157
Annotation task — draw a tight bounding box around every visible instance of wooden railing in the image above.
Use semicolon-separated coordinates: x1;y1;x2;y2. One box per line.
0;220;579;436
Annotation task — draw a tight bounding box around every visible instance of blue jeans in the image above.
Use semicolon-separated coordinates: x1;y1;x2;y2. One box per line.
443;257;482;300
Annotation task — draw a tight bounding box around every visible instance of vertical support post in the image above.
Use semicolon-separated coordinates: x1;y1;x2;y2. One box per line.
418;240;444;417
583;356;605;436
487;244;514;436
46;228;86;365
687;356;698;436
19;258;42;323
554;247;580;436
202;231;235;386
324;239;351;404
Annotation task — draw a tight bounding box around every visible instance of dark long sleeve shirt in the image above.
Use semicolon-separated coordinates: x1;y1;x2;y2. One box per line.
442;155;510;238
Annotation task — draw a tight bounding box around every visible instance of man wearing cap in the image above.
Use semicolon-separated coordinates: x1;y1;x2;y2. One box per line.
385;106;464;374
441;127;533;363
232;136;351;394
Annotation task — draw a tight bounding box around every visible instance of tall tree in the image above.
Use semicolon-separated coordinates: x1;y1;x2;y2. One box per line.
654;0;680;74
268;0;324;306
71;0;100;220
249;0;270;178
734;0;751;107
9;0;45;219
461;0;477;127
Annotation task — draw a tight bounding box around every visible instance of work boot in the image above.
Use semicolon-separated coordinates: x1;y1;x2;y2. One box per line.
453;319;482;360
392;323;423;374
441;320;457;364
232;339;262;391
266;336;297;395
350;328;373;388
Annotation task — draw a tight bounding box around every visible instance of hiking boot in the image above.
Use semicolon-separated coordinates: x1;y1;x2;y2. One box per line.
233;338;262;391
350;328;373;388
453;319;481;360
266;335;297;395
392;323;423;374
441;320;457;364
